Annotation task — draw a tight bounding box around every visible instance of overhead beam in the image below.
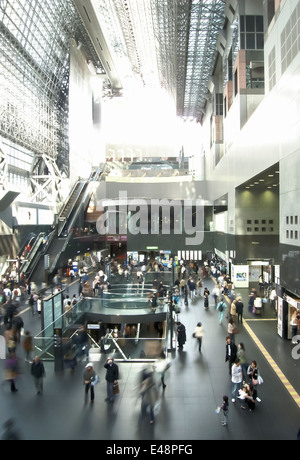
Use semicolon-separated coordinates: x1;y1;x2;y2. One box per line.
73;0;123;92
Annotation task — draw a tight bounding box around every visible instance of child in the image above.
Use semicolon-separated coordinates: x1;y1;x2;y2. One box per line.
221;395;229;426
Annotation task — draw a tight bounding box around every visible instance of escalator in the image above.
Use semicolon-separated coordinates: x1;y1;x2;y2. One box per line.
27;165;104;287
21;232;47;279
3;232;36;278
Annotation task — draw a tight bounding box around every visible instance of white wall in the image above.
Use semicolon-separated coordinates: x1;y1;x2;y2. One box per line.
202;0;300;245
69;41;105;183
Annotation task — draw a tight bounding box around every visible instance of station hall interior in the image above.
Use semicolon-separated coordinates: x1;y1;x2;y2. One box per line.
0;0;300;442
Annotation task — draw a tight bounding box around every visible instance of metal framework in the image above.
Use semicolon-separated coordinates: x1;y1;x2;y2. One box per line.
93;0;226;123
0;138;8;191
0;0;227;205
181;0;226;121
0;0;106;203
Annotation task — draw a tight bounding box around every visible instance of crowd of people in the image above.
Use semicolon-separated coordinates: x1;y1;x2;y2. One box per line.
169;257;268;428
1;251;299;438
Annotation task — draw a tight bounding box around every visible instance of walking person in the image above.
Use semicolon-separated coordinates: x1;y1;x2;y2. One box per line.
139;366;159;424
11;313;24;343
176;322;186;349
220;395;229;426
225;336;237;376
217;297;226;324
203;288;210;309
212;284;220;307
37;296;43;318
4;353;19;393
155;351;171;390
269;286;277;310
290;310;300;344
246;360;262;402
231;358;243;402
196;278;203;297
104;356;119;403
1;418;21;440
237;343;248;381
230;300;237;324
193;322;204;352
236;297;244;324
83;362;96;404
4;325;16;354
31;356;45;395
227;318;236;343
22;330;33;362
28;294;35;315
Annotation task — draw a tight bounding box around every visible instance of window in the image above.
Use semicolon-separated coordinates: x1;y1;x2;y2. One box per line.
268;46;276;90
216;93;223;116
234;69;238;96
281;4;300;73
240;15;264;50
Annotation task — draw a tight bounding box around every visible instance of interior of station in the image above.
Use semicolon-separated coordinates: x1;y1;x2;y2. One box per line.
0;0;300;442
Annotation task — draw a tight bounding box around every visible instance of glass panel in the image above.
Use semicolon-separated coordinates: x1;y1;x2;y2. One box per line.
240;15;245;32
240;34;245;49
246;15;255;32
257;33;264;49
256;15;264;32
246;33;255;49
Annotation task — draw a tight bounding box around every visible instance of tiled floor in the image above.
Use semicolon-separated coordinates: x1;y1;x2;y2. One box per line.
0;276;299;441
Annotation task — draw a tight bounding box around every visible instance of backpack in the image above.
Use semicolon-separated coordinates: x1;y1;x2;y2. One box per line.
218;302;225;312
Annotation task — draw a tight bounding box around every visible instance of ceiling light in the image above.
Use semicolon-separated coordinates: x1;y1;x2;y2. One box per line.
259;179;264;182
268;174;274;177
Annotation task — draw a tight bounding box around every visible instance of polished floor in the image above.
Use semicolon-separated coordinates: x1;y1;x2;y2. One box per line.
0;275;299;442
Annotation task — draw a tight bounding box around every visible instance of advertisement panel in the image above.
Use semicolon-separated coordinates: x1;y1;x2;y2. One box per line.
232;264;249;288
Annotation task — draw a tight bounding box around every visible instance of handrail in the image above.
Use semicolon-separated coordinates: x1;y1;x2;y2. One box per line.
22;232;46;275
49;229;74;274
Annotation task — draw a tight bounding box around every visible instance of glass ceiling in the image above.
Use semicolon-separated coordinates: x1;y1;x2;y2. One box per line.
93;0;227;123
0;0;227;201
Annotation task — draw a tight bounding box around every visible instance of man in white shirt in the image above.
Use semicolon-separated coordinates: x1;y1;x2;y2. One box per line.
254;296;262;314
231;358;243;402
269;287;277;309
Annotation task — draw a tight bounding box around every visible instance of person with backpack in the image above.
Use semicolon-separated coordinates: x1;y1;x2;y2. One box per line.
217;297;226;324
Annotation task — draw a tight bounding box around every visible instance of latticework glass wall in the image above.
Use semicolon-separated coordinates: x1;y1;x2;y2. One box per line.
0;0;104;191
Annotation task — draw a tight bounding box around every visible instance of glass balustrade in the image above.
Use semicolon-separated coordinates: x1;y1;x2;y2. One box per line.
34;283;171;362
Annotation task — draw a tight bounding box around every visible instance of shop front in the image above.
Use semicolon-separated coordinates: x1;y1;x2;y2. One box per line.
277;288;300;340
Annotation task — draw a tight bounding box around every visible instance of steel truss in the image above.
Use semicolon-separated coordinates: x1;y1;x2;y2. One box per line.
0;0;106;203
0;0;227;204
93;0;226;123
0;138;8;191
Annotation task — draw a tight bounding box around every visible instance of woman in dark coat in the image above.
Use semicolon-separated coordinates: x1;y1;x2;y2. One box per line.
176;322;186;349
